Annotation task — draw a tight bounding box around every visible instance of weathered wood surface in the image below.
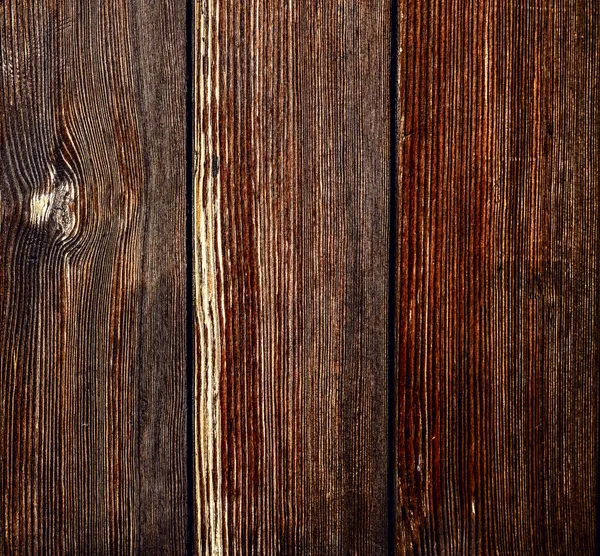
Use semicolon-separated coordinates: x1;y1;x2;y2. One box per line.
394;0;599;553
2;0;599;553
193;0;391;553
0;0;189;552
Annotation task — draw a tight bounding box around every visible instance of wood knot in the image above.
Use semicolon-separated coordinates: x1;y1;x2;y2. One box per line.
29;166;76;236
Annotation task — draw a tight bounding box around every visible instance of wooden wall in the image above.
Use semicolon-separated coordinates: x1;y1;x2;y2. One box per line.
1;0;598;553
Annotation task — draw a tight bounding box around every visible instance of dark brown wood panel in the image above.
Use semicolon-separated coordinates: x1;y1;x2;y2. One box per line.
394;0;599;553
0;0;188;552
194;0;391;553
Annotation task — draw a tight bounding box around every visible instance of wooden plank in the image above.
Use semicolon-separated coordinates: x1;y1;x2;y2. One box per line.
194;0;391;553
0;0;189;552
394;0;599;552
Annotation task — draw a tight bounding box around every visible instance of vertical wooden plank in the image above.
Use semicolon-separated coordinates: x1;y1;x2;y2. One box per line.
0;0;188;552
395;0;599;552
194;0;390;553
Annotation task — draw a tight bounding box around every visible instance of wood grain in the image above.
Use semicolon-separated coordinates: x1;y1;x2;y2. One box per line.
394;0;600;553
0;0;189;552
193;0;391;553
3;0;599;552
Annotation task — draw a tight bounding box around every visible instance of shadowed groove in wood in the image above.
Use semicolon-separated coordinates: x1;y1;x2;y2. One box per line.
193;0;391;553
388;0;401;550
0;0;189;552
394;0;599;553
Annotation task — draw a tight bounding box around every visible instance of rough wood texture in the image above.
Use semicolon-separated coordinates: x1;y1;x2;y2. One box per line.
394;0;599;553
3;0;599;552
0;0;189;552
194;0;390;553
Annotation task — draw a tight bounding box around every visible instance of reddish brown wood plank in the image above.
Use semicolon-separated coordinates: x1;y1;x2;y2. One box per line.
194;0;391;553
0;0;189;552
394;0;599;552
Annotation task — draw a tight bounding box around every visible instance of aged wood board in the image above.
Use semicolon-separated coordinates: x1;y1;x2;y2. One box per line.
1;0;189;553
393;0;599;553
193;0;390;553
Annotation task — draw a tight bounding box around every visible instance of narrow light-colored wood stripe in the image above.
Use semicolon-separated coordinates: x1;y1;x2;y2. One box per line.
194;0;225;553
